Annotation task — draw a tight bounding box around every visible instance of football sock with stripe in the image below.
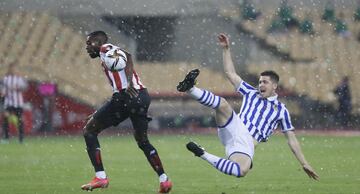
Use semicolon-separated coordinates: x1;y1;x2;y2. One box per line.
84;132;105;172
201;152;241;177
138;141;165;176
2;116;9;139
188;87;221;109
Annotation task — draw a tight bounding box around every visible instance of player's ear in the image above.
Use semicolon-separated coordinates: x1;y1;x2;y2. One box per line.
273;82;278;90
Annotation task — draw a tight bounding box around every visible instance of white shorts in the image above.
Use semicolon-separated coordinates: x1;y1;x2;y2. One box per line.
217;112;255;160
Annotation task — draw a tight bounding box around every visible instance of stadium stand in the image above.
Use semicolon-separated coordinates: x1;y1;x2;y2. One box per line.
1;0;359;130
235;6;360;113
0;12;109;106
0;12;235;108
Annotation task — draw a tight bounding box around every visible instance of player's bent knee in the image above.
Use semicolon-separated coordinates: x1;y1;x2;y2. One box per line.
83;125;95;135
83;130;97;138
83;121;100;137
137;140;153;151
83;117;101;134
239;167;250;177
218;98;233;114
229;154;252;177
218;98;228;109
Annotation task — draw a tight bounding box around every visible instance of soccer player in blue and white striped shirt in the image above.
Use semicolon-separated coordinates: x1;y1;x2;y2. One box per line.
177;33;319;180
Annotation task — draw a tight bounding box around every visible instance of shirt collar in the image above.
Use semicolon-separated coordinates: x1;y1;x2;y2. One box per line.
257;93;278;101
267;94;278;101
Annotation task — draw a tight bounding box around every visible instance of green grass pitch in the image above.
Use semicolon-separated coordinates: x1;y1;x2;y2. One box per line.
0;134;359;194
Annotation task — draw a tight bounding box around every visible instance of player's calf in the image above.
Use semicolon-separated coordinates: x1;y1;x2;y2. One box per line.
138;140;173;193
185;86;222;109
186;142;242;178
138;141;165;175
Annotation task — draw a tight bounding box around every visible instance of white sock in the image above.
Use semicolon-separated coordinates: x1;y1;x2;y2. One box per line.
201;152;220;165
201;152;241;177
188;87;221;109
188;87;203;99
95;171;107;179
159;173;168;183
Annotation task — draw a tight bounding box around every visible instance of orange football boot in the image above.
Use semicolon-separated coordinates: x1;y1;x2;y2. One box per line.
81;177;109;191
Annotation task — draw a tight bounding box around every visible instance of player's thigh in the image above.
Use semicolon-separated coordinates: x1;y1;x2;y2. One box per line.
128;89;152;142
83;116;104;134
218;114;254;160
90;97;129;132
127;89;151;115
215;98;235;126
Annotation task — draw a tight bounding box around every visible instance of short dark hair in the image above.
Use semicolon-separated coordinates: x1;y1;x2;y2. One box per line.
87;31;108;43
260;70;279;83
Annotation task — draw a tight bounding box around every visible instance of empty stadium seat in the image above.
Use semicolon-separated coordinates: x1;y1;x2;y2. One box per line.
1;9;360;112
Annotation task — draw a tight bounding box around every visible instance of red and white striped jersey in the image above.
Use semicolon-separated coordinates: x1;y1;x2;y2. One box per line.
1;74;27;108
99;43;145;93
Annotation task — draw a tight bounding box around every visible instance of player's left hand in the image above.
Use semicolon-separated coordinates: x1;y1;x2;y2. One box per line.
126;85;139;98
217;33;230;49
303;164;319;180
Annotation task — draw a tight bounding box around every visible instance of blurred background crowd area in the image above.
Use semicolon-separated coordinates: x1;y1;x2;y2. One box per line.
0;0;359;135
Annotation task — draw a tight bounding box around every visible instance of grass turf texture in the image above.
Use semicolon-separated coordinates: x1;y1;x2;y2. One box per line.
0;134;359;194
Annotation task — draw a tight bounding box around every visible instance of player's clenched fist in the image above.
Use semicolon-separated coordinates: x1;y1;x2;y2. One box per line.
218;33;230;49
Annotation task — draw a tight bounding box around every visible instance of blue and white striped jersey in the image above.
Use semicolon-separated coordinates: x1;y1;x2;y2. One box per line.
237;81;294;142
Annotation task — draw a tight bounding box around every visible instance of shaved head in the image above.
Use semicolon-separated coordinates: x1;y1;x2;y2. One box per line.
87;31;108;45
86;31;108;58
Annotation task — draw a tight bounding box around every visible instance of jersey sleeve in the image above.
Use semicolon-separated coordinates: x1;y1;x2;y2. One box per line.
279;107;295;132
236;80;257;95
101;46;127;71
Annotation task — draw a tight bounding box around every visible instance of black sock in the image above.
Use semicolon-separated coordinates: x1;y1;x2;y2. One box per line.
84;132;104;172
18;121;24;143
138;141;165;176
2;117;9;139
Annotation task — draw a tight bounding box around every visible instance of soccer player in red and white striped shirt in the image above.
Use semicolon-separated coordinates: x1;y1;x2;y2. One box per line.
81;31;172;193
1;63;27;143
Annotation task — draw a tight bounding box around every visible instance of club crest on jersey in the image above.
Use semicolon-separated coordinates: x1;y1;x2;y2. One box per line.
273;104;278;112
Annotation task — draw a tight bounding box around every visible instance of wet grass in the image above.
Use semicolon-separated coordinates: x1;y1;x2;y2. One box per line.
0;134;359;194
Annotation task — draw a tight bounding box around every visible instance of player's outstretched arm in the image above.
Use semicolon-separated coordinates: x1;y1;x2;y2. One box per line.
284;130;319;180
217;33;242;88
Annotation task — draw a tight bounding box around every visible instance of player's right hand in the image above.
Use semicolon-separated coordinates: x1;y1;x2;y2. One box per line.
303;164;319;180
217;33;230;49
125;85;139;98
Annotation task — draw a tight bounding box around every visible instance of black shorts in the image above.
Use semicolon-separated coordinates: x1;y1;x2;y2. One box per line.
5;107;23;114
93;88;151;130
